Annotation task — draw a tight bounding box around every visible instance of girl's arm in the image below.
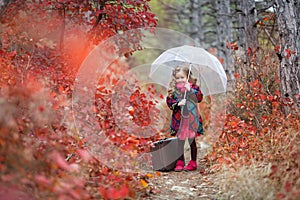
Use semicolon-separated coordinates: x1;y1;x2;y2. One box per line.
166;95;180;111
188;84;203;103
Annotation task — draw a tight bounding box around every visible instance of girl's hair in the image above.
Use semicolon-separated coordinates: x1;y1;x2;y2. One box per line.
167;66;197;97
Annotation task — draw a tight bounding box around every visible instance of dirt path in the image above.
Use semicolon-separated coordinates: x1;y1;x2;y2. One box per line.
144;140;220;200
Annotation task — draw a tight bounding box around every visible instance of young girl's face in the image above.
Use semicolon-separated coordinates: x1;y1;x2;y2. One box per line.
175;70;188;83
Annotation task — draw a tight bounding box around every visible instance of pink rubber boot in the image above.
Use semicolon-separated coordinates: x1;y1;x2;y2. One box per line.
184;160;197;171
174;160;185;172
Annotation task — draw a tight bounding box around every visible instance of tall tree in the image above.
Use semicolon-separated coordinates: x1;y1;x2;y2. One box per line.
189;0;201;45
158;0;213;48
274;0;300;114
215;0;234;86
231;0;260;84
236;0;259;61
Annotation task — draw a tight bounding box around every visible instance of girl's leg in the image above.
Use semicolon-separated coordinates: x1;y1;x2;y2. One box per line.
188;138;197;161
177;139;185;161
184;138;197;171
174;139;185;172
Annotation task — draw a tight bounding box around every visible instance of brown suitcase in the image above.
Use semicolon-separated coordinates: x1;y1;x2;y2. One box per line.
150;137;180;172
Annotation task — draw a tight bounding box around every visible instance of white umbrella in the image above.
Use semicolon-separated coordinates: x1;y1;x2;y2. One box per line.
149;45;227;96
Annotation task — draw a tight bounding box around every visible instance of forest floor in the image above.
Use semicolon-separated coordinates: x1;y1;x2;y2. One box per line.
143;139;221;200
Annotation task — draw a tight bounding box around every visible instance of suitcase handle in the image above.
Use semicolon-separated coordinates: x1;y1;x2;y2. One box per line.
157;137;176;144
157;137;169;144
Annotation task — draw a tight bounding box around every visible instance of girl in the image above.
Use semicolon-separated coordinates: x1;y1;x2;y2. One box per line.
166;66;203;171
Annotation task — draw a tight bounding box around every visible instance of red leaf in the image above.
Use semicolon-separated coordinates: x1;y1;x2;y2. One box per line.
130;92;138;102
217;157;224;164
285;49;291;59
270;165;277;177
218;57;224;64
100;185;129;200
259;94;266;101
263;17;269;21
155;171;161;177
230;121;238;128
58;85;64;93
234;73;240;79
99;186;108;199
39;106;45;112
284;181;292;192
276;193;286;199
247;47;252;56
118;185;130;198
274;45;280;53
226;42;238;50
253;79;259;87
128;106;135;116
274;91;281;96
267;95;273;101
126;137;139;144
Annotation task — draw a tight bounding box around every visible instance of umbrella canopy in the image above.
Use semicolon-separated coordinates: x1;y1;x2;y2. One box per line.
149;45;227;96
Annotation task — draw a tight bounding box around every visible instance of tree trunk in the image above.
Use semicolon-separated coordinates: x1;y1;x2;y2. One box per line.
159;0;214;49
215;0;234;91
274;0;300;114
237;0;259;52
236;0;259;80
189;0;201;45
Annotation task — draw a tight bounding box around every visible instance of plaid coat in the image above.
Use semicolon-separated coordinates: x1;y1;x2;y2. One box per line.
166;84;203;136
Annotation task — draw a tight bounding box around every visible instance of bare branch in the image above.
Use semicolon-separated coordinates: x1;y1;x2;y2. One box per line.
263;27;277;46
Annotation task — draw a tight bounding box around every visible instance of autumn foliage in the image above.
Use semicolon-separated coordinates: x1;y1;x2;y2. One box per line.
206;47;300;199
1;1;299;200
0;0;158;199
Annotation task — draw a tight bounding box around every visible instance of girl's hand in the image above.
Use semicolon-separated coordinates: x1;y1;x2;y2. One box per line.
178;99;186;106
185;82;191;91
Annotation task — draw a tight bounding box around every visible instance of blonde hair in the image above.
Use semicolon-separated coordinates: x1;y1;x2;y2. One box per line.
167;66;197;97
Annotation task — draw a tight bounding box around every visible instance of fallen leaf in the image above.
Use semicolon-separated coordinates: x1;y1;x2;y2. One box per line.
140;179;148;188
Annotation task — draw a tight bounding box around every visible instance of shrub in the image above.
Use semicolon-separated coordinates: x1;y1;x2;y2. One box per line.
206;49;300;199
